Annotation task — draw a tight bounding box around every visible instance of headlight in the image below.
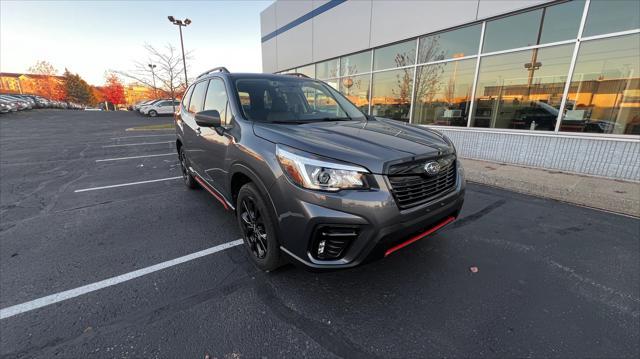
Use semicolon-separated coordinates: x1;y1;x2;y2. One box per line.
276;144;369;191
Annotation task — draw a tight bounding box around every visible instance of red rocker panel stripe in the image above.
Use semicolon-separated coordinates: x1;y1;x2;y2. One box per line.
194;176;230;211
384;216;456;257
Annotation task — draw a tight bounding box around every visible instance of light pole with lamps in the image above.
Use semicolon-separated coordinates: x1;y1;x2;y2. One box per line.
148;63;158;98
167;16;191;88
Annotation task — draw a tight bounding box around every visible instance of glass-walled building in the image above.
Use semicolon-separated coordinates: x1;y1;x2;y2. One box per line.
261;0;640;181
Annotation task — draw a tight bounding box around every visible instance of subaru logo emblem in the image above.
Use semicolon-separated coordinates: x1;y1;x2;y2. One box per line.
424;161;441;176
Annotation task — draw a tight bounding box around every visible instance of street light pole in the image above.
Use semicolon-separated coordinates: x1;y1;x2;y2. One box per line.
168;16;191;88
148;63;157;98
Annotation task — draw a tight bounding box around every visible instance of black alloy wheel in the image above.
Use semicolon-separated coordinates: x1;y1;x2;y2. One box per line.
240;196;268;259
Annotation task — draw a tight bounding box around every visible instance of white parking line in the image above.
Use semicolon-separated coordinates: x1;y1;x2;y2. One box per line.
103;141;173;148
74;176;182;192
96;153;177;162
110;134;175;140
0;239;244;320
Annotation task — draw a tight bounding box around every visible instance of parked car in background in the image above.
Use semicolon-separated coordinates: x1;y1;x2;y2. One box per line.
0;95;30;110
0;100;11;113
138;99;169;114
141;99;180;117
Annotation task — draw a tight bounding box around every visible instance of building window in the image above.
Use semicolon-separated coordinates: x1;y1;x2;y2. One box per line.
483;1;583;53
539;0;584;44
470;44;574;131
297;64;315;78
316;58;340;79
583;0;640;37
339;74;370;113
371;68;414;122
560;34;640;135
340;50;372;76
373;39;416;71
418;24;482;63
412;58;476;126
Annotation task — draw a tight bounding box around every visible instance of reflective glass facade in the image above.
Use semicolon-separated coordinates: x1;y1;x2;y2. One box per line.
278;0;640;136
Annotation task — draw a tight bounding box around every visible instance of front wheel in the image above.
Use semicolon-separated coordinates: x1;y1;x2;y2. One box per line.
148;110;157;117
236;183;284;272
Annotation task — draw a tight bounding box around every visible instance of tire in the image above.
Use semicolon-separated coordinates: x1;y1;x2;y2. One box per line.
237;183;284;272
148;110;158;117
178;147;197;189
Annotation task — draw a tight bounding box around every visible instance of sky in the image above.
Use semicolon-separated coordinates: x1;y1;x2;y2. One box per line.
0;0;271;85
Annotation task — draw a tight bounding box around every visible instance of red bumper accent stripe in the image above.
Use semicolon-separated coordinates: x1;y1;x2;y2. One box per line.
194;176;230;211
384;216;456;257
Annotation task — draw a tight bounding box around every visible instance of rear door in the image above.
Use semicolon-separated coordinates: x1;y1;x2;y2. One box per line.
179;80;209;173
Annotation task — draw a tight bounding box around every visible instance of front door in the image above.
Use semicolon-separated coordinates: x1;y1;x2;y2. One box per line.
193;77;233;192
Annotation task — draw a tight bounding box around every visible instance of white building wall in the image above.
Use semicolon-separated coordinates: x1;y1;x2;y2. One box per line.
261;0;557;72
369;0;479;48
312;0;372;61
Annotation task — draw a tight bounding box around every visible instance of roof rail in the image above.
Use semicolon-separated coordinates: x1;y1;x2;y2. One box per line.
282;73;310;79
197;67;230;79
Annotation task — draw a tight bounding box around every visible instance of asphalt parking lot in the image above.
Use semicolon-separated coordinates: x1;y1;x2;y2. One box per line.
1;109;638;358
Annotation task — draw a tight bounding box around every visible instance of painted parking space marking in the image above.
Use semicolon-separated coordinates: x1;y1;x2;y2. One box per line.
96;153;177;162
110;134;175;140
74;176;182;193
102;141;173;148
0;239;244;320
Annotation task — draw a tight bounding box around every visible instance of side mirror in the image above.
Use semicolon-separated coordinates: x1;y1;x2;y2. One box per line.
195;110;221;127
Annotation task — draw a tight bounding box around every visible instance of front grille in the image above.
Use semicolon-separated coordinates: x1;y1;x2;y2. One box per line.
387;155;457;210
312;226;358;260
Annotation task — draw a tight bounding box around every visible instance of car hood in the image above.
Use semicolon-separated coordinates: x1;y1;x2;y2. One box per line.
253;117;453;174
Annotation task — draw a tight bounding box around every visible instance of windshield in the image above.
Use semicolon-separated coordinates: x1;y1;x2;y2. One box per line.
234;77;366;123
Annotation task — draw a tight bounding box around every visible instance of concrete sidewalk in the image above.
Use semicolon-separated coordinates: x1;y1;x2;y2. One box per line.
461;158;640;217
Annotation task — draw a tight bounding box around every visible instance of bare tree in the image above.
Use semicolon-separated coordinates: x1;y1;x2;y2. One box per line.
115;44;190;107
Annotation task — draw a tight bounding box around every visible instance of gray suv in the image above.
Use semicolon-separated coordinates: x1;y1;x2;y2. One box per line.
175;67;465;271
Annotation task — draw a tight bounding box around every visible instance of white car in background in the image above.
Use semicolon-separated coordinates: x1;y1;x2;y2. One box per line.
140;100;180;117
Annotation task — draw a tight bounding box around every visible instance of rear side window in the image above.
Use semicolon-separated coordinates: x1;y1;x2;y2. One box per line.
182;85;194;110
188;80;208;113
203;78;231;125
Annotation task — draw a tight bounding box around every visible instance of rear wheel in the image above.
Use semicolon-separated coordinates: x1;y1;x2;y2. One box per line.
148;110;158;117
237;183;284;271
179;147;197;189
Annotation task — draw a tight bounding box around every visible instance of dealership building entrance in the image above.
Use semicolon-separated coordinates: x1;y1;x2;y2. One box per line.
260;0;640;181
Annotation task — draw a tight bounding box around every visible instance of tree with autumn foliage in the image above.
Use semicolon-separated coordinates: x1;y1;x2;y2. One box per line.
27;60;66;100
63;69;94;105
103;73;125;105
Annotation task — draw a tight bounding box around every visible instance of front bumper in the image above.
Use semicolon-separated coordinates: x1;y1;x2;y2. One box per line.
269;161;466;269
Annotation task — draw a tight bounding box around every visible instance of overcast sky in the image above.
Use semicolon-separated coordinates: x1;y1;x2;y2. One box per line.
1;0;271;85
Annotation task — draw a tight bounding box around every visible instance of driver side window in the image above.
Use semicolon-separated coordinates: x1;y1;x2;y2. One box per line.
203;78;231;126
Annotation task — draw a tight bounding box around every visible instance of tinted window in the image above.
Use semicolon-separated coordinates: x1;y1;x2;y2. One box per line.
418;24;481;63
539;0;584;43
316;58;340;79
483;1;584;53
188;80;208;114
412;58;476;126
340;50;372;76
560;34;640;135
371;68;414;122
583;0;640;37
483;9;543;53
373;39;416;71
204;78;230;125
182;85;194;110
471;44;574;131
338;74;370;113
